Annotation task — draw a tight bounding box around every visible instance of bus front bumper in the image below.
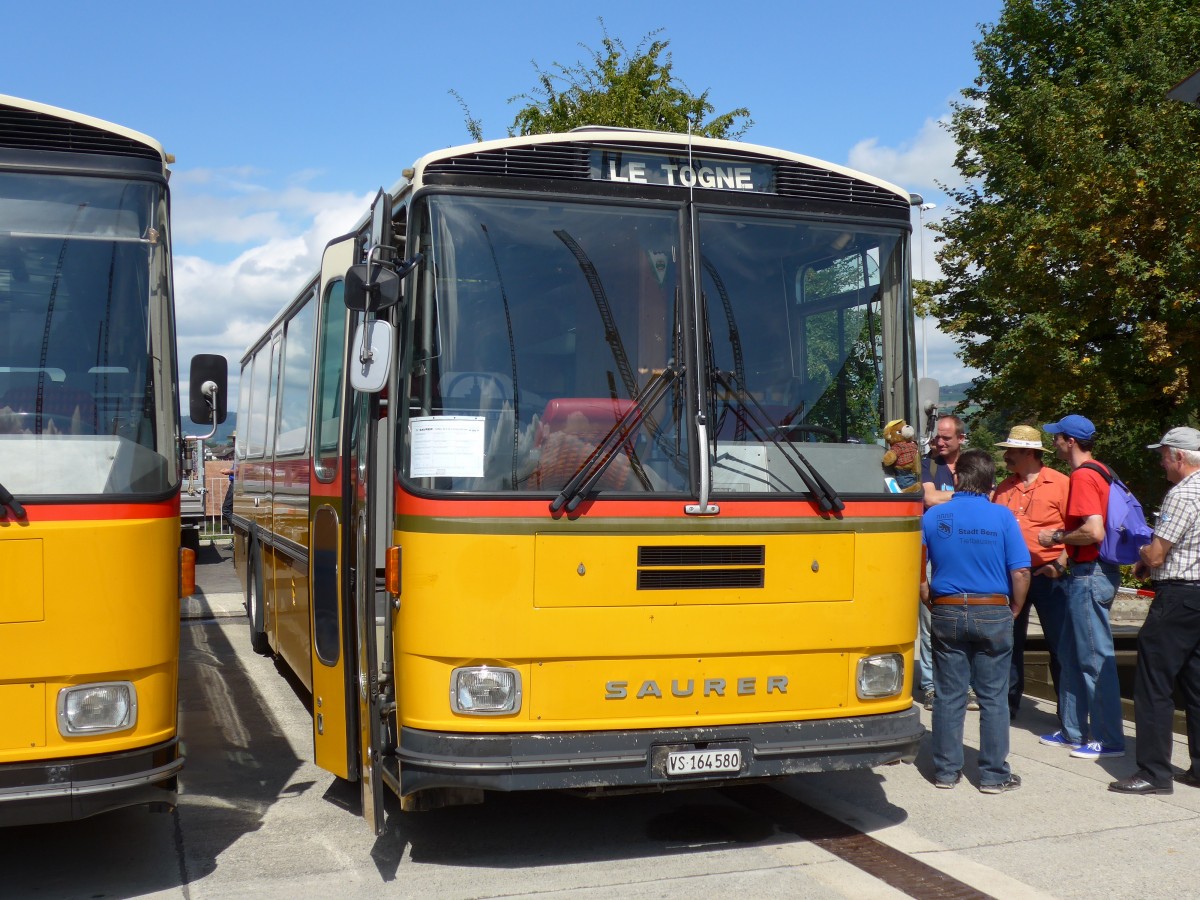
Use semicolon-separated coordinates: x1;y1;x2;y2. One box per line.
0;738;181;826
396;707;923;798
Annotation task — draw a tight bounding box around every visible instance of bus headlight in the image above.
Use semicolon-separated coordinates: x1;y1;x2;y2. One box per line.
57;682;137;735
856;654;903;699
450;666;521;715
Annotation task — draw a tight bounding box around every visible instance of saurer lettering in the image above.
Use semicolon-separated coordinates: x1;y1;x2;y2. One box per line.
605;675;788;699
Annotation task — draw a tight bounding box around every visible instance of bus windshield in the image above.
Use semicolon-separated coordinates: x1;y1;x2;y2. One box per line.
399;193;909;498
0;173;177;498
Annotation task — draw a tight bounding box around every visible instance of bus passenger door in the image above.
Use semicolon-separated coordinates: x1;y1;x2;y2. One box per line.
309;237;359;785
310;225;390;833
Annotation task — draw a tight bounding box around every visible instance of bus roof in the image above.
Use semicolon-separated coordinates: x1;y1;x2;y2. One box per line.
0;94;168;164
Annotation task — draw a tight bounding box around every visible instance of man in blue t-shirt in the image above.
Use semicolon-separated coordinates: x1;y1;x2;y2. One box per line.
915;415;965;711
921;448;1030;793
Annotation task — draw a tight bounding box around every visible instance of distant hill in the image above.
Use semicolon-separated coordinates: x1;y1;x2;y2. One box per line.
938;382;973;405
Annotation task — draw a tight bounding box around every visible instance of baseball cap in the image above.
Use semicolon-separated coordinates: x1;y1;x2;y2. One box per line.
1147;427;1200;451
1042;414;1096;441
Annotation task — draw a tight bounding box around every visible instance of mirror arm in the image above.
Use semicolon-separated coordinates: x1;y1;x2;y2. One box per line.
358;315;376;367
185;382;219;443
393;252;423;280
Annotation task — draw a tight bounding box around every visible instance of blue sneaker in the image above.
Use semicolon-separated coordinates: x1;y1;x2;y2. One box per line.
1039;731;1083;749
1069;741;1125;759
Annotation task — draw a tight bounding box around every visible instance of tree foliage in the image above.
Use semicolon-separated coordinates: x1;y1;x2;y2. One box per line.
934;0;1200;503
502;23;752;139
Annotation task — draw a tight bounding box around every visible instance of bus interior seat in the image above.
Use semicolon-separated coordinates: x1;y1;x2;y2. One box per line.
533;397;635;491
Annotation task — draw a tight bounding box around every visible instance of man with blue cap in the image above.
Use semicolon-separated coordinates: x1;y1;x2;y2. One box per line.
1035;414;1126;761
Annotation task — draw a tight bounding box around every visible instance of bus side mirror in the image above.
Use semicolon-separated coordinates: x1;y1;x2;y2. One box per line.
345;263;400;313
349;320;393;394
189;354;228;424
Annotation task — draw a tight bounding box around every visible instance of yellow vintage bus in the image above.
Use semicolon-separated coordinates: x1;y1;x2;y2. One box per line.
0;95;213;824
233;129;925;832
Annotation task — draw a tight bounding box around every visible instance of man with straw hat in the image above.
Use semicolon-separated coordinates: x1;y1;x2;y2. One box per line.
992;425;1070;721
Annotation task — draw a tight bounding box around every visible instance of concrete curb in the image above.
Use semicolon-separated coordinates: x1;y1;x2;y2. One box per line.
181;591;245;620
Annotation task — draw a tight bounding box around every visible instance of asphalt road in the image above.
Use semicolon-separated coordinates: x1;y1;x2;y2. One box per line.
0;542;904;899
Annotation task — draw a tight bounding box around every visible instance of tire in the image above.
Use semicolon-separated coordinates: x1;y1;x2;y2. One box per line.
246;546;269;654
181;527;200;553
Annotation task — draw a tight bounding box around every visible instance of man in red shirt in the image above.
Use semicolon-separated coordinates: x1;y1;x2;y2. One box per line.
1035;414;1125;760
992;425;1070;720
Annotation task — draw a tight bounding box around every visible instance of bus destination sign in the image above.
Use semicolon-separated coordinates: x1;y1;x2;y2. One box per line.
590;150;776;194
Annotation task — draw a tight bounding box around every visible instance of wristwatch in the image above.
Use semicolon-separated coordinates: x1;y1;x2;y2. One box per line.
1052;560;1067;575
1051;529;1066;544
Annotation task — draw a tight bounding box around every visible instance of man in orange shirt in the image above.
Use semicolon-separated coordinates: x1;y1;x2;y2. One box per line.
992;425;1070;720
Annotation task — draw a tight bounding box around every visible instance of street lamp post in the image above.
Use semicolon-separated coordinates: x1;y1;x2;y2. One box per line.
909;195;937;379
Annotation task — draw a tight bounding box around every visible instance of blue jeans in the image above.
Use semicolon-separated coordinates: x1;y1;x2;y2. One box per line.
931;601;1014;785
916;601;933;693
1010;573;1067;717
1058;561;1124;749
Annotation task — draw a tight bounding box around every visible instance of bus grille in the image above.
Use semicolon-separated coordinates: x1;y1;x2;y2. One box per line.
425;143;592;180
424;140;908;211
0;103;161;161
638;545;765;567
637;544;766;590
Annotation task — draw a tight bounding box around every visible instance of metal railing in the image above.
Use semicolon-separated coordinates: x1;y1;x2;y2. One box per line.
199;475;233;540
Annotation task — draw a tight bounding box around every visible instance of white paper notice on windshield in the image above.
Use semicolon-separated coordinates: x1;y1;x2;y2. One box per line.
409;416;486;478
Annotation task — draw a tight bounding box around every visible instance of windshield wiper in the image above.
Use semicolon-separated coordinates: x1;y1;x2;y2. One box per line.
709;369;844;514
0;481;26;520
550;367;679;514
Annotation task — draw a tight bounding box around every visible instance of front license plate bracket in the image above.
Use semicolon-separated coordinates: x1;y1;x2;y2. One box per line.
651;742;749;780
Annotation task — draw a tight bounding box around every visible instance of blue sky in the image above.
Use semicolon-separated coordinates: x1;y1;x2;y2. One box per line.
5;0;1004;420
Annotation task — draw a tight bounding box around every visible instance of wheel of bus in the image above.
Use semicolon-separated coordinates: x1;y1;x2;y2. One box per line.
246;544;269;654
181;527;200;554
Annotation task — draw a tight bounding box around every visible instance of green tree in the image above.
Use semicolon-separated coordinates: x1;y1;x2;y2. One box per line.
455;22;752;141
933;0;1200;504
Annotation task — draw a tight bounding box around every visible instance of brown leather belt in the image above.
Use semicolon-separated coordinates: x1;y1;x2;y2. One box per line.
932;593;1009;606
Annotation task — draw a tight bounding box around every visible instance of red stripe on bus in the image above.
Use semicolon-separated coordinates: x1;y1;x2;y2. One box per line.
14;498;179;522
392;491;920;520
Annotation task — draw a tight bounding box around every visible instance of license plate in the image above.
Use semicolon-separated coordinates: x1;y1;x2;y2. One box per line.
666;748;742;776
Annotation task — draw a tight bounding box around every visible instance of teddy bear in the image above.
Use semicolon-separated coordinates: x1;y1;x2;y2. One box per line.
881;418;923;493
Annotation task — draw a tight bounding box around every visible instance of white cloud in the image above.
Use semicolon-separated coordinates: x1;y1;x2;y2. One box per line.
848;115;962;196
170;167;362;246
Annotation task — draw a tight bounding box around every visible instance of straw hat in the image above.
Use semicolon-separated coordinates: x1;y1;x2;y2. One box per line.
995;425;1046;452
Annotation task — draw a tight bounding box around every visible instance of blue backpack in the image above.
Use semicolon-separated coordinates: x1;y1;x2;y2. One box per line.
1078;462;1153;565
